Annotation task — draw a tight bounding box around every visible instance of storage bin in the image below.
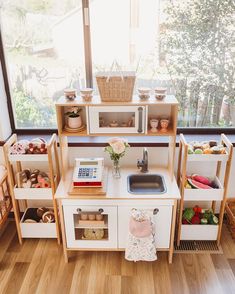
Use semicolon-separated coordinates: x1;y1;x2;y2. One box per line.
20;208;57;238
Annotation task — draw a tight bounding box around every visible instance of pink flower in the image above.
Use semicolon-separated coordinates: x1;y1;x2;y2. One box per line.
108;137;122;145
111;141;126;154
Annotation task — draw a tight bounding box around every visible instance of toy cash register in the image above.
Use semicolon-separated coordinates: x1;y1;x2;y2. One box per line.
72;158;104;187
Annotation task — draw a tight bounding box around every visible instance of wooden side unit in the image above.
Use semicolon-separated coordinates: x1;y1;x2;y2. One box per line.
0;169;12;230
3;134;61;244
176;133;233;246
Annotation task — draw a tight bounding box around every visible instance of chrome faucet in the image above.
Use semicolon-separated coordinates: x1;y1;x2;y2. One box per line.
137;148;148;173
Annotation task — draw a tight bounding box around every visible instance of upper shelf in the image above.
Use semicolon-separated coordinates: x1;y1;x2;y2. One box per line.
8;154;48;162
55;95;179;107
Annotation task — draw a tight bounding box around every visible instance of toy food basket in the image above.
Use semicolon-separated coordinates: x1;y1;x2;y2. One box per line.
96;61;136;102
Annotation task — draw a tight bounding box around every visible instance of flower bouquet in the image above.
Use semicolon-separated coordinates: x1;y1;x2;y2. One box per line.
104;137;130;178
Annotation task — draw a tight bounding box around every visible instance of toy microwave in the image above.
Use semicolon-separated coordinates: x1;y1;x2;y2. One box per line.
72;158;104;187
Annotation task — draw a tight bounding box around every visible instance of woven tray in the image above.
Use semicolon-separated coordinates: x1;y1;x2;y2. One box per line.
225;198;235;238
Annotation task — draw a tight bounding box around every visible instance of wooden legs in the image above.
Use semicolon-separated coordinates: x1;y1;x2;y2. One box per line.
169;199;177;264
58;200;68;262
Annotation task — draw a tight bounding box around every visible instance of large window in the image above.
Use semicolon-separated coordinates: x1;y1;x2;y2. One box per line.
0;0;235;130
0;0;85;128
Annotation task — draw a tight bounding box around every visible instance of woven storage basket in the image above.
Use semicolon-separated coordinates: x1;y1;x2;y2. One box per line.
225;198;235;238
96;71;136;102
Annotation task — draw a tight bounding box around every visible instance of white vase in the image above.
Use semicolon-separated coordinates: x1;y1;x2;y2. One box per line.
68;116;82;129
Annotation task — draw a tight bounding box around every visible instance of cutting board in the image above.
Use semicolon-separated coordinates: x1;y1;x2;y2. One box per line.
68;168;108;196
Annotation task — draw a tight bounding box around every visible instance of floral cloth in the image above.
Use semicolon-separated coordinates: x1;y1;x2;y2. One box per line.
125;209;157;262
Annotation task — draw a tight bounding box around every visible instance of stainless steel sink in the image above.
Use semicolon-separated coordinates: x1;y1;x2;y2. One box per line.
127;174;166;194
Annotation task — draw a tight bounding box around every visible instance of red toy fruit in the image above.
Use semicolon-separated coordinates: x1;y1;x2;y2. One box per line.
191;215;200;224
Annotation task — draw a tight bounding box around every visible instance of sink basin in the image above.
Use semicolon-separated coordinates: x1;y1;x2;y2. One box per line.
127;174;166;194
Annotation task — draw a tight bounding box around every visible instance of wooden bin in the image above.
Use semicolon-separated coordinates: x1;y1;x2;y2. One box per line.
225;198;235;238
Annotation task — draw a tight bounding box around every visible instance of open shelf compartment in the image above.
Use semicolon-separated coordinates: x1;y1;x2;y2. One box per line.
20;208;57;238
184;176;224;201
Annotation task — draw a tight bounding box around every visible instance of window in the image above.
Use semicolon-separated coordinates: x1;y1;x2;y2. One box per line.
0;0;234;130
0;0;85;129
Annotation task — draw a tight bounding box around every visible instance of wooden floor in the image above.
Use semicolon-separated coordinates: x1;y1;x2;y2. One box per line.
1;222;235;294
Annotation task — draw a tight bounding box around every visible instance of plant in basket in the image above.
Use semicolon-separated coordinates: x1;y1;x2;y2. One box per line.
65;106;82;129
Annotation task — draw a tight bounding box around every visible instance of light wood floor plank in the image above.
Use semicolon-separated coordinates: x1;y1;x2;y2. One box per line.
0;224;235;294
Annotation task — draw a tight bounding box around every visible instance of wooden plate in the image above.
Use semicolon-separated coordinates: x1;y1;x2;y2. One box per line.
64;125;86;133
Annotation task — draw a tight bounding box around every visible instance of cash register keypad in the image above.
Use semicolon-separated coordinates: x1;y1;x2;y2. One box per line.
78;168;97;178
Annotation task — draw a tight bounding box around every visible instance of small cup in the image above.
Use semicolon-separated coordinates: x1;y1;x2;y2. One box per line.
88;214;96;220
80;88;93;102
150;119;159;133
154;87;167;100
80;214;88;220
64;88;76;100
138;87;151;99
160;119;169;132
95;214;103;221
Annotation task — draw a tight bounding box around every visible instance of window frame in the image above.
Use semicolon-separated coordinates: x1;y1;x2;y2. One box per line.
0;1;234;136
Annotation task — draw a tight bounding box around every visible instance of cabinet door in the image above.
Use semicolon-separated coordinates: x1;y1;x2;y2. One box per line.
88;106;146;134
63;205;117;249
118;205;172;249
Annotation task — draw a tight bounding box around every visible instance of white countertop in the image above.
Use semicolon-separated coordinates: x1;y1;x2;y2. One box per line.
55;167;180;200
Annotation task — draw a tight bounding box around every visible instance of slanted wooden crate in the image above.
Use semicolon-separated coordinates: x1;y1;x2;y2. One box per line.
225;198;235;238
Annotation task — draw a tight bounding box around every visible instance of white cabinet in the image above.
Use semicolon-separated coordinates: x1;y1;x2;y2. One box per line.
88;106;146;134
118;205;172;249
63;205;117;248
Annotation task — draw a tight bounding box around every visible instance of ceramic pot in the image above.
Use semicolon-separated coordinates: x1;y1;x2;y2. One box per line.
150;119;159;132
67;116;82;129
160;119;169;132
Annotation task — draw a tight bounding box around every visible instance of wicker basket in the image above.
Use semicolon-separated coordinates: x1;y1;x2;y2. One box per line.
225;198;235;238
96;71;136;102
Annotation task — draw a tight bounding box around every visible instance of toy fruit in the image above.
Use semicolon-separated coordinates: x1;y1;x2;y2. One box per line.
191;174;212;186
211;146;221;154
209;140;217;147
191;215;200;224
209;214;219;225
203;148;212;154
188;148;194;154
194;148;203;154
183;208;195;222
200;218;208;224
193;205;202;213
187;178;212;189
182;218;190;224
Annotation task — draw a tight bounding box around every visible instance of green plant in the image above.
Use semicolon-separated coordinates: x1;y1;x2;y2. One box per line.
65;107;82;118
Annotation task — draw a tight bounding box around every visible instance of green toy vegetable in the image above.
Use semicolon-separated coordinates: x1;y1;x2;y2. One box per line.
183;208;195;222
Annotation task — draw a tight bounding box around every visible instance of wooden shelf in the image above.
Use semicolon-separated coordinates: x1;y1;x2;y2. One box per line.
181;224;218;241
3;134;61;244
61;129;88;137
55;95;179;107
8;153;48;162
187;153;228;162
147;128;175;136
176;133;233;246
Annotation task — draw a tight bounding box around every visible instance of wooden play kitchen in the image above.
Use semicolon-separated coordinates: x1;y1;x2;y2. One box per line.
55;94;180;263
176;134;233;246
3;134;61;244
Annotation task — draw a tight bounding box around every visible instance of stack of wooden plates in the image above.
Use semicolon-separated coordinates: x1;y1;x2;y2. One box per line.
64;125;86;133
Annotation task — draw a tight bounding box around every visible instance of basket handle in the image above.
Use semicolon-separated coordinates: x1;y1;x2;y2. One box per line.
106;60;124;82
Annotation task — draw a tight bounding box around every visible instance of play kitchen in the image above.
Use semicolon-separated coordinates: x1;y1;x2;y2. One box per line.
55;93;180;264
3;87;232;265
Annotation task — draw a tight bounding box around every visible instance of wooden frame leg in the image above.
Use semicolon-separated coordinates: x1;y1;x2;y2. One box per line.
169;199;177;264
58;200;69;262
